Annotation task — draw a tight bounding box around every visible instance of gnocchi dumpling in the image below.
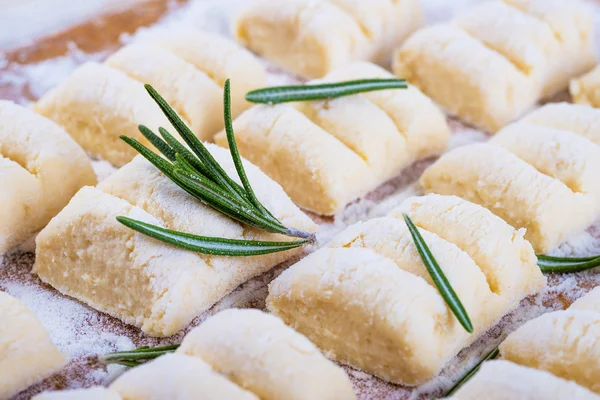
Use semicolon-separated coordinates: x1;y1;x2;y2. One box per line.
500;286;600;394
216;62;449;215
35;29;266;167
235;0;423;78
0;100;96;254
267;194;545;385
111;354;258;400
421;102;600;252
33;145;315;337
449;360;600;400
571;64;600;108
40;310;354;400
177;309;356;400
0;291;67;399
393;0;596;132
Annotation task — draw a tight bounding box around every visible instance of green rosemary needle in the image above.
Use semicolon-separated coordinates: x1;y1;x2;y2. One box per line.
245;78;407;104
117;82;315;257
117;217;308;256
537;254;600;274
444;345;500;396
100;344;179;367
403;213;473;333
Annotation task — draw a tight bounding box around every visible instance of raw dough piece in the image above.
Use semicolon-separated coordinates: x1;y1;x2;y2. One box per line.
34;62;173;167
110;353;257;400
501;287;600;394
571;65;600;108
521;102;600;145
106;43;222;142
216;62;449;215
178;309;355;400
234;0;423;78
0;291;67;399
450;360;600;400
267;194;545;385
34;145;315;337
140;27;267;118
33;388;122;400
421;103;600;252
393;0;596;132
0;100;95;254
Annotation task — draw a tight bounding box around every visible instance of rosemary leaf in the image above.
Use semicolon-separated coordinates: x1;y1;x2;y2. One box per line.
245;78;408;104
100;344;179;366
173;169;289;235
403;213;474;333
537;254;600;274
138;125;176;162
444;345;500;396
116;217;308;256
144;84;247;203
223;79;280;224
158;127;212;178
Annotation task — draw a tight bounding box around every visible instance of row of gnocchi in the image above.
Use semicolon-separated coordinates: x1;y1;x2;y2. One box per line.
3;0;600;397
1;292;355;400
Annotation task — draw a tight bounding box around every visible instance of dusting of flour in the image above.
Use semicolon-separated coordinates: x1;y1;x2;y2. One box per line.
3;0;600;399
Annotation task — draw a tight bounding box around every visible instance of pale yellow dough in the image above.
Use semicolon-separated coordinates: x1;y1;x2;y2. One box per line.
34;62;173;167
216;62;449;215
450;360;600;400
140;26;267;118
393;0;596;132
0;100;95;254
0;291;67;399
267;194;545;385
105;43;222;142
34;145;315;337
178;309;355;400
235;0;423;78
571;65;600;108
421;102;600;252
110;353;257;400
33;388;122;400
501;287;600;394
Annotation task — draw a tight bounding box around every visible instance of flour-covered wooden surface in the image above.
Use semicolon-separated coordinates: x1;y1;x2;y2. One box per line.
3;1;600;399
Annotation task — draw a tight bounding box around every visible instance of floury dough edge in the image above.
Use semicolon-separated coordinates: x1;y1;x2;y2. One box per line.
3;0;600;399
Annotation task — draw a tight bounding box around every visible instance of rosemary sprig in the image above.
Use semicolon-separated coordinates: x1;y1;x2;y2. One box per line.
537;254;600;274
245;78;407;104
116;82;315;257
100;344;179;367
403;213;473;333
444;344;500;396
117;217;308;256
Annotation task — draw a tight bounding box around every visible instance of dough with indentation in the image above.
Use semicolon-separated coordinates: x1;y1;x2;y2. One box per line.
0;291;67;399
178;308;355;400
110;353;257;400
420;143;593;252
34;62;174;167
393;0;596;131
0;100;95;254
141;26;267;118
34;145;315;337
105;43;222;142
235;0;422;78
267;195;544;385
216;62;449;215
450;360;600;400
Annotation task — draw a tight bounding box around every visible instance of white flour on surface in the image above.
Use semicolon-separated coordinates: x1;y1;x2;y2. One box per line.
2;0;600;399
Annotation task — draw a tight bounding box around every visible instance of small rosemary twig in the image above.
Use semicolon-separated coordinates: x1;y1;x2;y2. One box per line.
537;254;600;273
245;78;407;104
